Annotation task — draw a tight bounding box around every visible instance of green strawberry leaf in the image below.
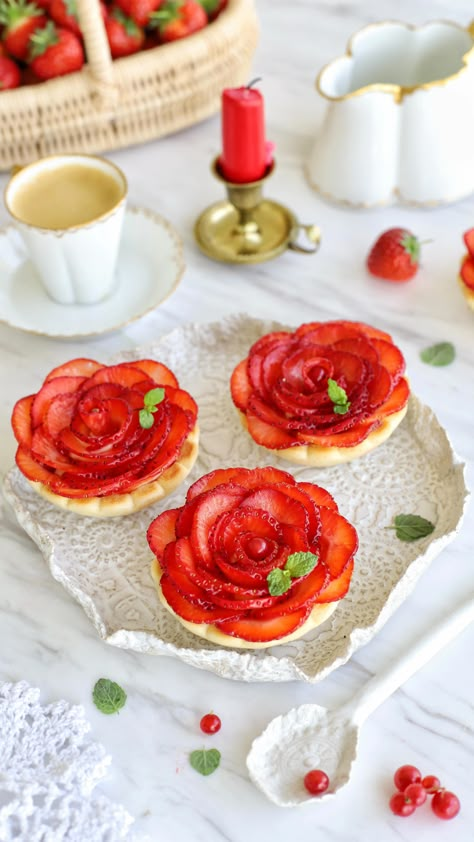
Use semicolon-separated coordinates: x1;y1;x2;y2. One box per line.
420;342;455;367
389;514;435;542
189;748;221;776
401;233;420;264
267;568;292;596
285;551;318;578
92;678;127;715
327;378;351;415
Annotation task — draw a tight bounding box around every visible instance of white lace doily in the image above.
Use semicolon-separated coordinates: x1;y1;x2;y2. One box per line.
0;681;139;841
2;315;469;683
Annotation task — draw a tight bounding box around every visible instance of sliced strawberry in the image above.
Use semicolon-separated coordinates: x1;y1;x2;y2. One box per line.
366;377;409;421
332;337;379;364
298;323;363;346
214;604;313;642
246;411;299;449
86;363;153;390
463;228;474;259
130;359;179;387
230;358;253;411
318;507;358;578
460;254;474;290
251;561;329;619
315;558;354;603
297;483;338;512
187;466;294;501
160;573;239;622
248;330;291;357
365;364;394;408
31;376;84;428
216;508;282;563
43;392;78;439
297;420;379;447
160;541;217;605
162;386;197;419
16;445;55;485
272;482;320;538
31;427;72;470
11;395;34;446
189;486;247;564
44;358;102;382
147;508;179;559
240;487;309;529
295;321;392;342
370;339;405;379
279;524;311;553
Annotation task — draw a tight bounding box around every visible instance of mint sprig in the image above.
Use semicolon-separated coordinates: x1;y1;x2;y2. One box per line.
139;387;165;429
92;678;127;715
387;514;435;542
327;378;351;415
267;551;318;596
189;748;221;776
420;342;455;367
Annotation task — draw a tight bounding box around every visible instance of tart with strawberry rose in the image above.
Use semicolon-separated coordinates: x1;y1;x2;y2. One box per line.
11;358;199;517
231;320;410;467
147;466;358;649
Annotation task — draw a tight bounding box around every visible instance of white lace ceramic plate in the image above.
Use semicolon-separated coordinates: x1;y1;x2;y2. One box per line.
3;315;468;683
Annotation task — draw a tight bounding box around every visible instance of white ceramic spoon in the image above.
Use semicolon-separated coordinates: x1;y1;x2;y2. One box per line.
247;594;474;807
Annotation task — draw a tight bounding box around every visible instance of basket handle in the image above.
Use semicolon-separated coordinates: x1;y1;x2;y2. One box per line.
76;0;116;93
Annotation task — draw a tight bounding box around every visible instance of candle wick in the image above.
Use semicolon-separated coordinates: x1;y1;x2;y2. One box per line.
247;77;262;89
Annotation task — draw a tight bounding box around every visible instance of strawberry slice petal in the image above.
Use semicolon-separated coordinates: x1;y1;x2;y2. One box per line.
187;466;294;501
251;560;329;619
44;358;102;382
298;483;338;512
31;376;86;428
230;358;253;411
460;254;474;290
463;228;474;259
130;359;179;387
147;508;179;560
86;363;154;390
366;377;409;421
318;507;358;578
370;339;405;379
248;330;291;356
160;573;239;622
315;558;354;603
11;395;34;446
16;445;55;485
214;604;313;642
190;486;247;564
297;420;379;447
246;411;300;449
239;487;309;528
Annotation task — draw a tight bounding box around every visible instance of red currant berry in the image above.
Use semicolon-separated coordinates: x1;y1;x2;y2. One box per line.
200;713;221;734
394;764;422;792
389;792;416;817
431;790;461;820
404;782;427;807
422;774;441;793
303;769;330;795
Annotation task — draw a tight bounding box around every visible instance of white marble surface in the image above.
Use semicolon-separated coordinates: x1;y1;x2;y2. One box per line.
1;0;474;839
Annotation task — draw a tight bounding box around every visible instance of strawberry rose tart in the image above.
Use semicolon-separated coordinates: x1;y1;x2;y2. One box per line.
231;320;410;466
11;357;199;517
147;466;358;649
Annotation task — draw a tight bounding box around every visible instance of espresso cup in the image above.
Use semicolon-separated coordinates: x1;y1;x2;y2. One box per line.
4;154;127;305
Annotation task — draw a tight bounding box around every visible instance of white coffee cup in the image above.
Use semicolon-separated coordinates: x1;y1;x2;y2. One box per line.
4;154;127;305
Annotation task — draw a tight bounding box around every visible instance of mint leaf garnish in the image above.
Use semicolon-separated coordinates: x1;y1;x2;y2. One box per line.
420;342;455;367
327;378;350;415
285;551;319;578
139;387;165;429
267;568;292;596
92;678;127;715
389;514;435;542
267;552;319;594
189;748;221;776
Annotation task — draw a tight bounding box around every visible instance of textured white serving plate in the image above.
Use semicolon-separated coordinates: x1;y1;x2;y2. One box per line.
3;315;469;683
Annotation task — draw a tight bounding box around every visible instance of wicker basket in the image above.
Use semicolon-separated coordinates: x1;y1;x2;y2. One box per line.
0;0;259;169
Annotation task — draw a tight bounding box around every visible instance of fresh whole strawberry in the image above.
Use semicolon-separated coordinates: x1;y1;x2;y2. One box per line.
150;0;207;42
0;0;47;60
49;0;81;36
114;0;162;27
29;21;84;79
367;228;423;282
104;7;144;57
0;53;20;88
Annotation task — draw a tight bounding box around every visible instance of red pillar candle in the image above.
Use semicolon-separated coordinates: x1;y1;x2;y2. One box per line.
219;82;268;183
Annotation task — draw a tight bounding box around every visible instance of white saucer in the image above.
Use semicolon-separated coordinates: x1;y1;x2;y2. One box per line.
0;206;184;338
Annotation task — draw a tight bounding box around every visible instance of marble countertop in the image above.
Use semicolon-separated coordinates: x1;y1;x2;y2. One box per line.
1;0;474;839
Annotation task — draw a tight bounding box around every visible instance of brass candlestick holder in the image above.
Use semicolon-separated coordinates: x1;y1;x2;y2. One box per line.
194;158;321;264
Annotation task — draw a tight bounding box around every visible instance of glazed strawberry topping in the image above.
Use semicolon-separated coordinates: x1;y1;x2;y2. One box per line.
11;358;197;498
231;320;409;450
147;467;358;642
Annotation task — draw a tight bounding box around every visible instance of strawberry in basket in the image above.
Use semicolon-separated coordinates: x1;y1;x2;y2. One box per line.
28;20;84;78
0;0;48;60
11;357;199;517
148;467;358;648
